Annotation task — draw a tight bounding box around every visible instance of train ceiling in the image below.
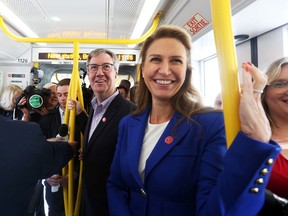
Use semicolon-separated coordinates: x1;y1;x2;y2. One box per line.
0;0;287;61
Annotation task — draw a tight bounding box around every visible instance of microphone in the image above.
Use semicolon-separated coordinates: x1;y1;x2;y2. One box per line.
51;175;61;193
51;124;69;192
56;124;69;142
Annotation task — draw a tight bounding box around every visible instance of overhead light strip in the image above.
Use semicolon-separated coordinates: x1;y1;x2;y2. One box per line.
130;0;161;39
0;2;39;38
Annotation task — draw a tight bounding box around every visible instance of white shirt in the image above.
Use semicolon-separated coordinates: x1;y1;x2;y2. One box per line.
88;91;118;141
59;108;65;123
138;119;169;183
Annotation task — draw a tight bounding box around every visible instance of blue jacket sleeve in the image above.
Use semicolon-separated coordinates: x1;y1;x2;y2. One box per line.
197;132;281;216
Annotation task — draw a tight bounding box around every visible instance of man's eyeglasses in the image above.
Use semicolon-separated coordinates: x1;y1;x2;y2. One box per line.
267;80;288;88
86;63;115;73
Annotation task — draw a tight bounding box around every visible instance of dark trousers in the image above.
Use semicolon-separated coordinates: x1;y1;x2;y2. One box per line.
28;180;45;216
44;181;65;216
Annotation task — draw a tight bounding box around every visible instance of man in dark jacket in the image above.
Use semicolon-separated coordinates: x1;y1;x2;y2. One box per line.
0;116;75;216
69;48;136;215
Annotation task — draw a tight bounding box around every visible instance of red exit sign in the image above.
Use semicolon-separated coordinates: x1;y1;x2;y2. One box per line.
183;13;209;35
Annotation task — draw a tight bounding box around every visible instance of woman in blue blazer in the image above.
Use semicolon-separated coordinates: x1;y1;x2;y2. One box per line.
107;25;281;216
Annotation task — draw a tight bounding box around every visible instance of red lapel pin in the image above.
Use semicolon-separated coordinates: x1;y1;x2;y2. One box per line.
165;136;173;144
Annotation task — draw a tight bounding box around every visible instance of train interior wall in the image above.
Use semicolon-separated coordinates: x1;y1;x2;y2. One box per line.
236;24;288;72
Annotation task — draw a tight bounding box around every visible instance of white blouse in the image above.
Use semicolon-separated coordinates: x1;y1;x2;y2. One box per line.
138;119;169;183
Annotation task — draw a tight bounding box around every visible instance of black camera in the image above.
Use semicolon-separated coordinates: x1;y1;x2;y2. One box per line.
17;85;51;110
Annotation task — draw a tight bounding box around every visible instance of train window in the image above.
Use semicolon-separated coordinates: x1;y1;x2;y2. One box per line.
202;56;221;107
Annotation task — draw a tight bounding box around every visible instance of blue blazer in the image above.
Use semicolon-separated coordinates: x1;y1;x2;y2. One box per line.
107;109;281;216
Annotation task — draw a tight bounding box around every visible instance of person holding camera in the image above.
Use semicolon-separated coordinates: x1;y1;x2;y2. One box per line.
19;83;58;123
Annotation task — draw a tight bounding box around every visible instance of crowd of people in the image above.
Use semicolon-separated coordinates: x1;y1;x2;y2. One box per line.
0;24;287;216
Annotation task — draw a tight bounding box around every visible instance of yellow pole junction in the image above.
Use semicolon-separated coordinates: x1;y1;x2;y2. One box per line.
0;12;161;216
0;12;161;45
210;0;241;148
33;62;39;68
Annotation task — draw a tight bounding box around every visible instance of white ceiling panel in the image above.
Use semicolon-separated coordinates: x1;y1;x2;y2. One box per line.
0;0;287;61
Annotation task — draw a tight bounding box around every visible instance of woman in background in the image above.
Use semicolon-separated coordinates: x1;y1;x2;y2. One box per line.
214;92;223;110
258;57;288;215
0;84;23;120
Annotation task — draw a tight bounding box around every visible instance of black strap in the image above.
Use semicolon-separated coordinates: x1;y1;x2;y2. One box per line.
258;189;288;216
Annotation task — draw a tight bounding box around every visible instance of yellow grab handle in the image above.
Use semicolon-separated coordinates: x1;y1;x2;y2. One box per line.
211;0;241;148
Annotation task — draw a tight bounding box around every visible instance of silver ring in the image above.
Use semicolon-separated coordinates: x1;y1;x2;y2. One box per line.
253;89;263;93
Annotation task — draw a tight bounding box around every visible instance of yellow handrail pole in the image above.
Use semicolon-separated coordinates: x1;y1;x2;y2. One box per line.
0;12;161;45
55;72;60;82
62;66;80;216
74;137;83;216
65;42;81;216
210;0;241;147
33;62;39;68
62;166;68;216
63;99;70;216
74;74;85;216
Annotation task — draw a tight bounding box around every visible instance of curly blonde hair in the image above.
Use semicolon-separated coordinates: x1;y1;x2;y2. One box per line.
0;84;23;110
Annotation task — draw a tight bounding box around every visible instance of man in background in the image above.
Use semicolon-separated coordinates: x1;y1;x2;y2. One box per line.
116;79;131;99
